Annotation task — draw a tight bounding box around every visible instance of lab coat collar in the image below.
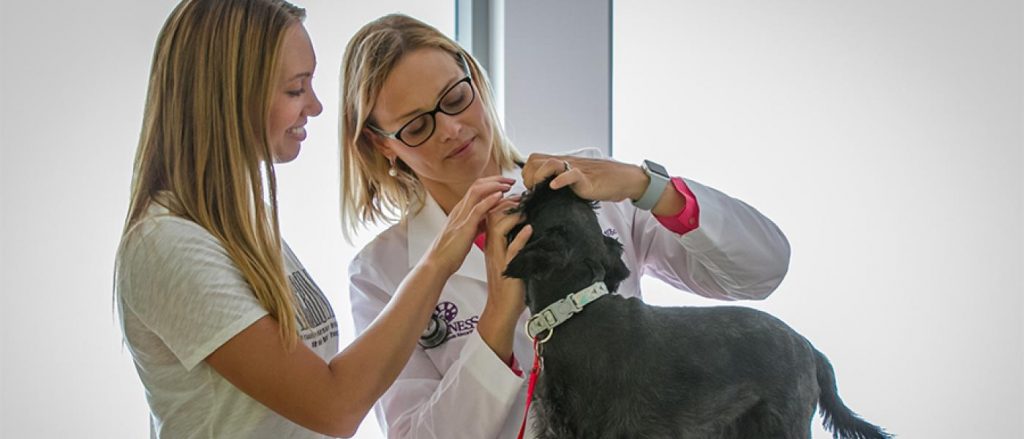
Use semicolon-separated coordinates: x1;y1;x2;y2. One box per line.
407;167;527;283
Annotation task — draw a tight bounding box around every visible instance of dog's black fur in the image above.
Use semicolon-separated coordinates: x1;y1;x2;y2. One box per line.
505;180;892;439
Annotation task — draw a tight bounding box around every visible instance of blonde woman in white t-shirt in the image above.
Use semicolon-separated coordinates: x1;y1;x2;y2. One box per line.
114;1;530;438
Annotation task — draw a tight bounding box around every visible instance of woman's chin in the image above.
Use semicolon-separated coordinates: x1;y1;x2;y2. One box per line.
272;143;301;164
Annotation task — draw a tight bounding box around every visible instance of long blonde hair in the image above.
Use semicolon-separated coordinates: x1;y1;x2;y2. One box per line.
124;0;306;345
340;14;523;240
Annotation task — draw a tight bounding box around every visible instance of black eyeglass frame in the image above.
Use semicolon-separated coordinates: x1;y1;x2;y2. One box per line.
368;75;476;148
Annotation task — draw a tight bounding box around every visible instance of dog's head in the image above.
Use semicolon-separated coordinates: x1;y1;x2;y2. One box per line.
504;178;630;313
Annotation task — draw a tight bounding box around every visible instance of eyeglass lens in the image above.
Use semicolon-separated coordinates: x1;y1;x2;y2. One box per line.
399;79;474;147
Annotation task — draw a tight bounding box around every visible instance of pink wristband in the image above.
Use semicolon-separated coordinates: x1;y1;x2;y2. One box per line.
653;177;700;235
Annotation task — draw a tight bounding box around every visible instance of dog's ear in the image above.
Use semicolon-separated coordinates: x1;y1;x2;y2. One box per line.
504;228;572;280
602;236;631;292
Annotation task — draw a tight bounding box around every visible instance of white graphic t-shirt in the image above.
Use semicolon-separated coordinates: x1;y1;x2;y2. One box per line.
116;202;339;438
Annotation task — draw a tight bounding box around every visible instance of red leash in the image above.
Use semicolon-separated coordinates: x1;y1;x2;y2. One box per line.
516;337;542;439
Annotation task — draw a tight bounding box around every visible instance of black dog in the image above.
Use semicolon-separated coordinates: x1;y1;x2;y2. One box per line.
504;180;891;439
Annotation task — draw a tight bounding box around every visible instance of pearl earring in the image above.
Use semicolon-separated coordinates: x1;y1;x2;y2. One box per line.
388;159;399;177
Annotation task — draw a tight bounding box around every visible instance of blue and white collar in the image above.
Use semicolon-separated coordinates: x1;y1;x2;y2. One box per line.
525;281;610;342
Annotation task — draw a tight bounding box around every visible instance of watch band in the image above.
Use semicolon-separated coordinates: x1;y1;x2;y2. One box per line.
633;160;670;211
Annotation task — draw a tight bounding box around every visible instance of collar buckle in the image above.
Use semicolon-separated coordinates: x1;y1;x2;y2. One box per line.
525;281;610;343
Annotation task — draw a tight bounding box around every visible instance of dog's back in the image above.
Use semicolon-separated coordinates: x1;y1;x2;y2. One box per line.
533;299;817;438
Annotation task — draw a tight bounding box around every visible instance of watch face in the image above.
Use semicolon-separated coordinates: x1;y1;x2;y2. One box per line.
644;160;669;178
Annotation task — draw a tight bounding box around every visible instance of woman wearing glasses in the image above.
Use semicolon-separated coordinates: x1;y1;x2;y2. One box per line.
342;14;792;438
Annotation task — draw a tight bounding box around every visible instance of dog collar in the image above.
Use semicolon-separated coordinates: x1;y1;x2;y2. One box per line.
525;281;609;342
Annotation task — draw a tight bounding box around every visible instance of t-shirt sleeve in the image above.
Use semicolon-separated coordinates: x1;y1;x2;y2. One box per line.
116;217;269;371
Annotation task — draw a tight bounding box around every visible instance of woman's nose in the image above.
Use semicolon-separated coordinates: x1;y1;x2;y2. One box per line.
307;88;323;117
434;112;461;143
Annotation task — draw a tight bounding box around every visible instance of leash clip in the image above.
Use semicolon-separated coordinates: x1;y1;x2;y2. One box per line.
524;317;555;344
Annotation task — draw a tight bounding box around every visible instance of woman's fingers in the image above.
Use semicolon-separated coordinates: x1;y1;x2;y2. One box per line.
487;197;520;217
452;177;514;224
535;158;568;188
524;154;648;202
454;176;513;205
439;178;512;238
462;180;512;207
467;192;505;226
523;155;571;189
506;225;533;261
549;167;583;190
520;153;550;188
487;198;525;233
429;176;523;275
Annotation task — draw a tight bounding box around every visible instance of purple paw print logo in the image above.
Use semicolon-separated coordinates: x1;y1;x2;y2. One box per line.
435;301;459;322
434;300;458;321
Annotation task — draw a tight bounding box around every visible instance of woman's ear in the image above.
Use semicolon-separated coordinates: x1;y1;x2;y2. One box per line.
364;128;395;160
366;131;403;175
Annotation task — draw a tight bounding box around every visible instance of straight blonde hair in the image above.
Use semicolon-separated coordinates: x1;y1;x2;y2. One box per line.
340;14;523;240
124;0;306;346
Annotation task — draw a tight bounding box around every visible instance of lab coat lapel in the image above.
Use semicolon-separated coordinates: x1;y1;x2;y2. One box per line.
405;167;526;284
407;188;489;283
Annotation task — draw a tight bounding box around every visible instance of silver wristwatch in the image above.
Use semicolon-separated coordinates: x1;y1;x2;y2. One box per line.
632;160;671;211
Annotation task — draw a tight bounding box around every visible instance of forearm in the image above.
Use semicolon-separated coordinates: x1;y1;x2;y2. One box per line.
328;260;453;424
479;250;527;364
641;179;790;300
476;303;518;363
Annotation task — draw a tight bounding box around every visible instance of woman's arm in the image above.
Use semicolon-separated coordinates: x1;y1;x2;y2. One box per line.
477;196;533;363
349;263;526;439
522;149;790;300
207;176;515;437
631;178;791;300
343;194;533;439
206;261;449;436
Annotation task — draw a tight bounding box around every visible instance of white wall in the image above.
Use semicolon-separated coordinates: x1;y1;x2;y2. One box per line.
0;1;452;438
614;1;1023;438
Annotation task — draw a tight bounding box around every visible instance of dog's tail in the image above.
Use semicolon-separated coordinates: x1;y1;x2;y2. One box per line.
814;348;893;439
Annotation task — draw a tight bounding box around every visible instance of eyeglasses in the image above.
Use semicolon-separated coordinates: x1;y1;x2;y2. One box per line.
368;75;476;148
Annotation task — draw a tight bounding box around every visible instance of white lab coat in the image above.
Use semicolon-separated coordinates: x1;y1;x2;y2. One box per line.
348;148;791;439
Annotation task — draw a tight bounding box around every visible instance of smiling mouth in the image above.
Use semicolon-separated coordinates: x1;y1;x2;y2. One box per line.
447;137;474;158
287;126;306;140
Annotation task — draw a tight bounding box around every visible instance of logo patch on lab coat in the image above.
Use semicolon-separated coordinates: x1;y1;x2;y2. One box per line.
435;301;479;341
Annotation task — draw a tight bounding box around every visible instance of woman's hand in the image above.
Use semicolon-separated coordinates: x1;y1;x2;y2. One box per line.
424;176;516;276
484;196;533;317
478;196;533;362
521;153;650;203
